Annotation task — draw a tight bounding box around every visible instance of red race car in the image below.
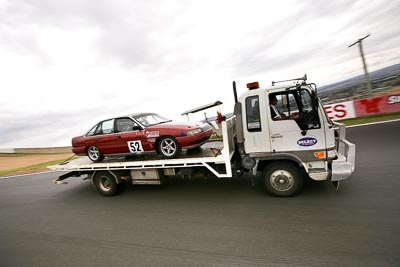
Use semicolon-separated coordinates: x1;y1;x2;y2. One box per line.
72;113;213;162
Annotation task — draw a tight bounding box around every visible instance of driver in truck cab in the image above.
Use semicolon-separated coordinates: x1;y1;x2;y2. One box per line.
269;94;299;121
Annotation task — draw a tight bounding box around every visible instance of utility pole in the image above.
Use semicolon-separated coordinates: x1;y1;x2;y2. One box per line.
348;34;373;97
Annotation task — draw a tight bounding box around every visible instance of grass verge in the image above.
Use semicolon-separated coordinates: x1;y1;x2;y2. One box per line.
0;157;76;177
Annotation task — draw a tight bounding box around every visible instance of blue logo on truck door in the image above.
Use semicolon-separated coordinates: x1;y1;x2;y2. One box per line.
297;137;317;147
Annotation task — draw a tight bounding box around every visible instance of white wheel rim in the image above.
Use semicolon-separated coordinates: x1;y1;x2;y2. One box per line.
88;147;99;160
160;139;176;156
99;176;111;192
270;170;294;192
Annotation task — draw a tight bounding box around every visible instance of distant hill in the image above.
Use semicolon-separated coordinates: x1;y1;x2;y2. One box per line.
318;63;400;104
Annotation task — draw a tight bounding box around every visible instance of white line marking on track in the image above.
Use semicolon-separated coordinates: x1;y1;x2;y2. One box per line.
346;118;400;128
0;171;53;180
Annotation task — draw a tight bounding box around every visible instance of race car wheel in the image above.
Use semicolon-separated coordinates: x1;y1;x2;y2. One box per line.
87;146;105;162
158;136;180;158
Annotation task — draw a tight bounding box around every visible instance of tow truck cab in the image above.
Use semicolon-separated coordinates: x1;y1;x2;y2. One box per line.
234;76;355;196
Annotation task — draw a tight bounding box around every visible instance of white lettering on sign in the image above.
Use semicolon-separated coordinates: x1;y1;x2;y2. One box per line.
388;95;400;105
297;137;318;147
323;101;356;120
127;141;143;153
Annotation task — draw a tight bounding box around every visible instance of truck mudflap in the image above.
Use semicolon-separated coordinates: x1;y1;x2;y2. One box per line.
53;171;91;184
331;138;356;182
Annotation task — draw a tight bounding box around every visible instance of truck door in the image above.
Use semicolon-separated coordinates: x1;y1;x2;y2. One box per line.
267;89;327;155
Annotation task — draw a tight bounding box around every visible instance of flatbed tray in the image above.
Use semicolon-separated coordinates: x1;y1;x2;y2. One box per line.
50;140;226;171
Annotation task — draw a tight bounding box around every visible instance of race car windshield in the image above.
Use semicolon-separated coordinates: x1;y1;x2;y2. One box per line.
134;113;171;126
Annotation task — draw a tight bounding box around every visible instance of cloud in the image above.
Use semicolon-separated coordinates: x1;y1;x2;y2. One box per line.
229;0;400;85
0;0;399;148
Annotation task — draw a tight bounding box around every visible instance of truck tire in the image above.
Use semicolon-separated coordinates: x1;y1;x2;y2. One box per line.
158;136;180;158
93;171;118;196
87;146;105;162
261;162;303;197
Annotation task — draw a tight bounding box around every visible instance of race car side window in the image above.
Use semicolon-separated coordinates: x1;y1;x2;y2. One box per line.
94;119;114;135
86;124;99;136
115;118;140;132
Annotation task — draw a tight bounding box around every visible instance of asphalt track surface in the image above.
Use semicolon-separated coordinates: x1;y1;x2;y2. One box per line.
0;121;399;267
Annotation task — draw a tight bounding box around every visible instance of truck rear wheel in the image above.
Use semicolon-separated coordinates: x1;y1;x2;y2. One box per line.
93;171;118;196
261;162;303;197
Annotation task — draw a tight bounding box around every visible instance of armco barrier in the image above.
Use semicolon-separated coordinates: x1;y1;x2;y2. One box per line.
324;93;400;121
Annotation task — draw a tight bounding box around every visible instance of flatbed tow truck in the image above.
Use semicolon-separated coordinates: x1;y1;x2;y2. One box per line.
50;75;355;197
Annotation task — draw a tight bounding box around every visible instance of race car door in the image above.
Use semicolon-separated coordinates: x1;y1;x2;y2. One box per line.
114;117;146;155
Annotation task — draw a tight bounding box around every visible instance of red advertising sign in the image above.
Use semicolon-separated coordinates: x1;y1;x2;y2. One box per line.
323;101;356;121
353;94;400;117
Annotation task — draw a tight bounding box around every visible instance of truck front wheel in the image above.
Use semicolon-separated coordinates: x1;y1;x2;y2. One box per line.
261;162;303;197
93;171;118;196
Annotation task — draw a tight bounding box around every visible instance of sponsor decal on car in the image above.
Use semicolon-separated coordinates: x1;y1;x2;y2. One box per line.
147;138;156;143
297;137;317;147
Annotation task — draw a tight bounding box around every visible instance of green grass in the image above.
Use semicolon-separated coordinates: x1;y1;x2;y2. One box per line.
338;112;400;126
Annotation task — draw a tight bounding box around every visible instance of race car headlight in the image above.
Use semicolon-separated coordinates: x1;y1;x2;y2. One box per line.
187;128;202;136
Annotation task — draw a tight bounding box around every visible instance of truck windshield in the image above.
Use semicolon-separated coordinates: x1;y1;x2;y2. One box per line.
299;89;313;112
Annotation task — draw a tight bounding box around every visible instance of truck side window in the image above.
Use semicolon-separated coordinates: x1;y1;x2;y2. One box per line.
269;93;300;122
270;90;320;130
245;96;261;132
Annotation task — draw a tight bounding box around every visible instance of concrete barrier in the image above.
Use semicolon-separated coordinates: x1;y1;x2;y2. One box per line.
0;147;72;154
0;148;16;153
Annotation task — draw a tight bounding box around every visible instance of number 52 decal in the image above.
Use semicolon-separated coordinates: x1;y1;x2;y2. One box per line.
127;141;143;153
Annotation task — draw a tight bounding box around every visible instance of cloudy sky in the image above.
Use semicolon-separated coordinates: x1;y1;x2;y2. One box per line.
0;0;399;148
